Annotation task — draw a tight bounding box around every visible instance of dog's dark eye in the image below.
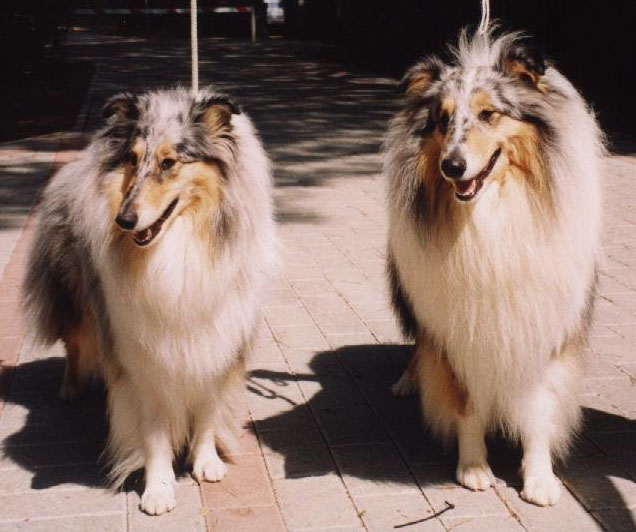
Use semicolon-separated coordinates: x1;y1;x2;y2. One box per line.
438;113;450;134
414;119;435;138
128;152;138;166
160;158;176;171
479;109;495;123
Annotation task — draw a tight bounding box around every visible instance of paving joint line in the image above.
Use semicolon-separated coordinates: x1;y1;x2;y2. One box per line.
281;275;442;531
263;299;370;531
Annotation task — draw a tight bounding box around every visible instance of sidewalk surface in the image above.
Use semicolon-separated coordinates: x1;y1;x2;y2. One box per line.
0;32;635;532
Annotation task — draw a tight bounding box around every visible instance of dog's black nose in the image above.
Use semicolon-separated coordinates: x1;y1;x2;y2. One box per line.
441;155;467;179
115;211;138;230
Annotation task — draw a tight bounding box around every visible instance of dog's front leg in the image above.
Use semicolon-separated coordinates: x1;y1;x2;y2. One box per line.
456;414;495;491
190;400;227;483
517;367;565;506
140;417;176;515
520;428;560;506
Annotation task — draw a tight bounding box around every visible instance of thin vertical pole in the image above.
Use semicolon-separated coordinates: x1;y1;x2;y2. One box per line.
251;8;256;43
190;0;199;93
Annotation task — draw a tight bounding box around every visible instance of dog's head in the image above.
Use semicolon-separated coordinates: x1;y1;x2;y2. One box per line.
99;88;241;248
401;30;552;204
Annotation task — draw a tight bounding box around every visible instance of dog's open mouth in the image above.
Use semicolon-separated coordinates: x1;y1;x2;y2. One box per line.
133;198;179;247
453;148;501;202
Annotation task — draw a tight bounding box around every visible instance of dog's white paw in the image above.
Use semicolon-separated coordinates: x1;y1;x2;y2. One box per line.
521;473;561;506
192;453;227;483
391;371;417;397
140;483;176;515
456;462;495;491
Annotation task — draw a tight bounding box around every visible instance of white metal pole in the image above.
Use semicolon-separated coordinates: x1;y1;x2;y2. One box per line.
251;7;256;43
190;0;199;93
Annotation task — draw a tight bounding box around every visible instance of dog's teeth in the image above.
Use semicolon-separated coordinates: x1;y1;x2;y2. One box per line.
135;228;152;244
455;179;477;195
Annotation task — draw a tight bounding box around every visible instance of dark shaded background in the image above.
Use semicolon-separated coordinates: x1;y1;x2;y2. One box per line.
2;0;635;142
285;0;636;142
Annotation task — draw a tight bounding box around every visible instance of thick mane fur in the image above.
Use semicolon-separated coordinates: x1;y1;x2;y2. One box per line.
385;26;603;448
22;86;279;500
385;27;604;505
386;28;604;229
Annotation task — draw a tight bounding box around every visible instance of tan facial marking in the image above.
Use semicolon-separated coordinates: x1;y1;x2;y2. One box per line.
465;126;498;162
138;177;173;211
102;170;127;221
179;161;225;247
470;90;495;115
416;137;457;227
417;139;441;180
502;118;552;200
440;96;456;119
156;141;177;164
461;91;502;173
117;137;146;203
180;161;223;214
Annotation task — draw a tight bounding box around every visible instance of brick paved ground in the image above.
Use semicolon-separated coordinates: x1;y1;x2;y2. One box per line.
0;32;634;532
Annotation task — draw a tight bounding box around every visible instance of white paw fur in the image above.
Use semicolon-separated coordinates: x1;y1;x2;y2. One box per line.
140;482;176;515
521;472;562;506
192;451;228;483
456;462;496;491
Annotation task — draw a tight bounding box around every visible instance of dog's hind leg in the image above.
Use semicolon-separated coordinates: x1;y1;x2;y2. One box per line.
392;353;419;397
59;316;99;401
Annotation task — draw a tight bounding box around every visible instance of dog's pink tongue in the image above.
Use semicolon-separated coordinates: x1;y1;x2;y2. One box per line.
455;179;477;195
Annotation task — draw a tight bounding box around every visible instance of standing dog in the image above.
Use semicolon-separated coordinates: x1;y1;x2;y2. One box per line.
385;29;603;506
22;87;278;515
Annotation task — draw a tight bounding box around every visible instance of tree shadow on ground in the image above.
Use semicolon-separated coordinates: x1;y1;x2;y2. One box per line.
67;34;397;226
0;133;88;233
249;344;635;528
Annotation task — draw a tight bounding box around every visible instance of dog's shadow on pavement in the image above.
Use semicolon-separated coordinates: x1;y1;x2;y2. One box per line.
1;357;108;490
1;356;211;495
2;349;634;529
251;344;636;528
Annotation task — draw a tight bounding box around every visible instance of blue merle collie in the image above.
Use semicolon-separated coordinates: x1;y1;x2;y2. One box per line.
22;87;279;515
385;28;603;506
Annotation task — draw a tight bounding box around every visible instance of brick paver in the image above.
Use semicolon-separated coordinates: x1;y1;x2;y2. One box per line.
0;31;634;531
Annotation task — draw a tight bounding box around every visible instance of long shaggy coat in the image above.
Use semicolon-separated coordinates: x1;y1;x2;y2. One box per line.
385;29;603;506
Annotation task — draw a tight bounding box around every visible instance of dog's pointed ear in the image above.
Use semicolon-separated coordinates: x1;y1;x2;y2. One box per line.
401;56;444;101
498;42;546;88
193;94;241;132
102;92;138;121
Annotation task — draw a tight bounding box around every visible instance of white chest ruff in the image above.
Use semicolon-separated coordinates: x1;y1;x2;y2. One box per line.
389;200;595;399
100;218;256;379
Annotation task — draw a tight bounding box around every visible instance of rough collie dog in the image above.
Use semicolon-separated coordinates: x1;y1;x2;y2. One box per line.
22;87;278;515
385;29;603;506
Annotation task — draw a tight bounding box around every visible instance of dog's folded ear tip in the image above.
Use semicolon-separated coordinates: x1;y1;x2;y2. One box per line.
102;92;138;120
401;56;444;99
499;42;547;87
